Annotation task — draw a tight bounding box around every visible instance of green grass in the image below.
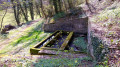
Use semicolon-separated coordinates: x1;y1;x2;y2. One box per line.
33;57;92;67
0;32;49;54
0;55;92;67
0;19;51;54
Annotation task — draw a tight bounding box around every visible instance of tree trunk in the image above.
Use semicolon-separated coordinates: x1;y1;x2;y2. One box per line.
0;6;8;32
40;0;46;18
16;3;21;26
58;0;62;12
67;0;73;9
35;2;41;17
29;0;34;20
62;0;67;13
19;4;28;22
11;0;21;26
23;0;28;20
85;0;93;13
53;0;59;14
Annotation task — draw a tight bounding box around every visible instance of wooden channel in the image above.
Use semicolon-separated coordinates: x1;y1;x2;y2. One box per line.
30;31;73;55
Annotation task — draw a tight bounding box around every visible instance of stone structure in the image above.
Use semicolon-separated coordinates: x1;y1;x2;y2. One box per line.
43;7;88;34
43;16;88;34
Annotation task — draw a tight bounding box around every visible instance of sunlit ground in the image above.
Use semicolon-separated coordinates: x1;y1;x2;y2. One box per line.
0;18;92;66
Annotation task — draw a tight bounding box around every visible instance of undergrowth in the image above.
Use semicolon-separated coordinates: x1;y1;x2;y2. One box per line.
53;12;66;20
73;37;87;53
93;7;120;25
0;56;92;67
33;57;92;67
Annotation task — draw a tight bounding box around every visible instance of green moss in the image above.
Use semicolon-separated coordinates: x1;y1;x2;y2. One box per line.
30;48;40;55
73;37;87;52
60;32;73;50
11;31;42;46
91;34;109;63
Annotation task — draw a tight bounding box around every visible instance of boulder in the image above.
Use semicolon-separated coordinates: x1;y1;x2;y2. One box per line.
1;24;16;34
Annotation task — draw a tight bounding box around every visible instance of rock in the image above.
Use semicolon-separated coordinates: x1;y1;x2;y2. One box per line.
1;25;16;34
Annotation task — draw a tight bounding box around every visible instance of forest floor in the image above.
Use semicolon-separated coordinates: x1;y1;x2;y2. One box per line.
1;0;120;67
81;0;120;66
0;17;92;67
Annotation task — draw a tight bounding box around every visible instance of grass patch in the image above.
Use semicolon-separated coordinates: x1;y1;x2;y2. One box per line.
0;56;92;67
11;31;44;46
33;57;92;67
0;19;51;54
0;31;50;54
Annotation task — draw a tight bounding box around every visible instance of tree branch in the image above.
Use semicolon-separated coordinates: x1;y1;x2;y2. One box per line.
0;7;8;33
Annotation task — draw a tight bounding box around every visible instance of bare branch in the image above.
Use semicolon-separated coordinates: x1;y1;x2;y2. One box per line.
0;6;8;33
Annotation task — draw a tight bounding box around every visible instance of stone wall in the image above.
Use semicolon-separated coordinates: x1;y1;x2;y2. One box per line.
43;17;88;34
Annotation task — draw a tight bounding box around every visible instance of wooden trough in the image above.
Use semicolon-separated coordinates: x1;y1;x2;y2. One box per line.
30;31;74;55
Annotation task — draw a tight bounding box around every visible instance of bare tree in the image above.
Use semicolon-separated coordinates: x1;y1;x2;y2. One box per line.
35;1;41;17
11;0;21;26
85;0;96;13
22;0;29;21
28;0;34;20
58;0;62;12
53;0;59;14
19;3;28;22
67;0;73;9
85;0;93;13
0;6;8;33
62;0;68;13
39;0;46;18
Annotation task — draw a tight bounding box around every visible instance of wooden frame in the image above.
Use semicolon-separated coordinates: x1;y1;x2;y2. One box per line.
30;30;74;55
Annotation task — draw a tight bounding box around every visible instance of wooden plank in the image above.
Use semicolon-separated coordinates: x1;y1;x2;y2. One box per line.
34;30;60;48
60;32;73;50
30;47;58;55
38;49;87;55
41;31;62;48
30;31;60;55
